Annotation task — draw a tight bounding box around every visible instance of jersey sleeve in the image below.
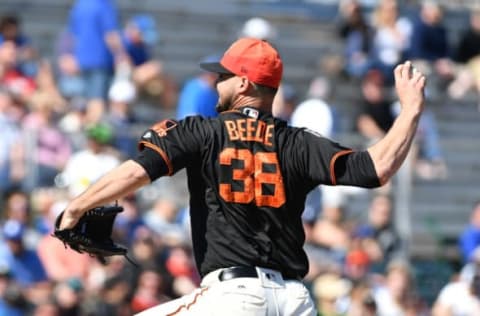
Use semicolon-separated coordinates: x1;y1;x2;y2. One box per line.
291;128;379;188
135;116;207;180
294;129;352;185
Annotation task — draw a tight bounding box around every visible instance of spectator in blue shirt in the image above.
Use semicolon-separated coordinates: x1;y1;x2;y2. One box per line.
176;55;219;119
409;1;448;61
459;201;480;263
408;1;454;82
0;15;28;47
0;220;47;287
0;15;37;77
120;14;165;99
122;15;158;67
64;0;124;99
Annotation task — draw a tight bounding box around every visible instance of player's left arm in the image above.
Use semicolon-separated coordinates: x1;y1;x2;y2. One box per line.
327;62;425;187
290;60;424;189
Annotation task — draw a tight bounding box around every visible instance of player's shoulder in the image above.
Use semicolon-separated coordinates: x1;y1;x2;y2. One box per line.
275;123;331;154
285;121;328;139
149;119;179;137
181;115;222;130
150;115;221;137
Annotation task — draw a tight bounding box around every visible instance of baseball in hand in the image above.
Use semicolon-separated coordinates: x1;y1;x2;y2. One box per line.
409;65;418;78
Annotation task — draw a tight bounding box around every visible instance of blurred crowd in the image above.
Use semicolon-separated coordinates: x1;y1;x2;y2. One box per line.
0;0;479;315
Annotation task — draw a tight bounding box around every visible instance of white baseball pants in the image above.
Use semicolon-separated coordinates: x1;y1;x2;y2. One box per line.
134;267;317;316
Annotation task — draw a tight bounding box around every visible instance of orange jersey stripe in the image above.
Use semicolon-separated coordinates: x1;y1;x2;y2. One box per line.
329;150;353;185
139;141;174;176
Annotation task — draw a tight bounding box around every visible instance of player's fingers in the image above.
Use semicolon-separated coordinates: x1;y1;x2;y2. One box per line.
59;213;79;230
416;75;427;89
394;63;403;80
401;60;411;79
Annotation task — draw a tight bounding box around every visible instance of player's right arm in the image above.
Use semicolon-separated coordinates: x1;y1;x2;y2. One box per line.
59;160;150;230
60;117;206;230
367;61;426;185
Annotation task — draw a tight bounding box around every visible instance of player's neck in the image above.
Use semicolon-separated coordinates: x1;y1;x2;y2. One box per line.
232;95;273;113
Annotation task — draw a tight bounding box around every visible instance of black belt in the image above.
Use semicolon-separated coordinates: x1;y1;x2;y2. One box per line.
218;266;258;281
218;266;298;281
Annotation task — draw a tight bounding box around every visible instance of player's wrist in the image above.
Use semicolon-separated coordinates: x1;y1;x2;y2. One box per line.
398;105;422;119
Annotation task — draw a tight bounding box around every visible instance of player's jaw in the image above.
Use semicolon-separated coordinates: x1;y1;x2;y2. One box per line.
215;77;237;113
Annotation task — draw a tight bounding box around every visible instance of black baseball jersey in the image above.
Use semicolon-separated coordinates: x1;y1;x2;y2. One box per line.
134;106;379;279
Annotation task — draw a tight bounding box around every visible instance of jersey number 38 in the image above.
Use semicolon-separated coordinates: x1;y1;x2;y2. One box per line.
219;148;286;208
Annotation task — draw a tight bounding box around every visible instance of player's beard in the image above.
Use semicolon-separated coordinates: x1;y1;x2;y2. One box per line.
216;84;237;113
215;100;231;113
215;93;234;113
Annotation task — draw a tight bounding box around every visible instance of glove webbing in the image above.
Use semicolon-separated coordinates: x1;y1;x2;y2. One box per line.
56;234;138;267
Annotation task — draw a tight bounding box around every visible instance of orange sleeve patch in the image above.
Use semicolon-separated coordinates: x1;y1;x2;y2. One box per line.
151;119;178;137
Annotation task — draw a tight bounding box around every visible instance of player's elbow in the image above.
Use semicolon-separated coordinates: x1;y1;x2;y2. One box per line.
373;164;395;186
125;160;151;185
366;150;398;186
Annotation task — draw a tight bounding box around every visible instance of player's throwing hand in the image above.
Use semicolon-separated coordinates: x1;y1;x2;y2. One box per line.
394;61;426;114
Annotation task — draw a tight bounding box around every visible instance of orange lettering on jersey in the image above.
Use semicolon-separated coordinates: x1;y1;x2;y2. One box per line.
264;124;274;146
237;119;247;140
225;120;239;140
245;118;256;141
255;121;266;143
225;119;274;146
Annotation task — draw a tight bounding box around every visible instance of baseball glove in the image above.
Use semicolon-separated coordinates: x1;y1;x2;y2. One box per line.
53;204;131;265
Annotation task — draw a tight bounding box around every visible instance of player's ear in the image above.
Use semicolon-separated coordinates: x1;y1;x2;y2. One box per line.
237;76;250;94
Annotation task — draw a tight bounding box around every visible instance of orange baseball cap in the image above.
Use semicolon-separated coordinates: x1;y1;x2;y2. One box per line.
200;37;283;89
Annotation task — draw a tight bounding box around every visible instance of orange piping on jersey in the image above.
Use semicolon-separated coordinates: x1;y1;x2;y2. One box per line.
329;149;353;185
166;287;209;315
139;141;173;176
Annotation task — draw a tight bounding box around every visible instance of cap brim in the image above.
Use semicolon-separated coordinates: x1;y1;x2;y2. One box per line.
199;62;233;74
